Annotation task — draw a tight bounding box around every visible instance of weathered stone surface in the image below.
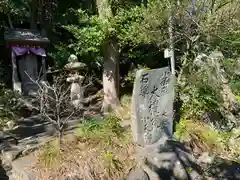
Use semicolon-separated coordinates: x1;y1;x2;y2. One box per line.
2;149;22;163
18;54;39;96
11;155;38;180
6;121;15;130
61;173;82;180
64;54;86;70
131;67;175;147
119;120;131;128
134;140;203;180
67;74;85;109
127;167;149;180
197;152;215;165
64;134;78;144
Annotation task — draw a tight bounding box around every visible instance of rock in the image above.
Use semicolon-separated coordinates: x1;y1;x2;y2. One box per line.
119;120;131;128
6;121;15;130
193;53;208;68
62;173;82;180
2;149;22;163
127;167;149;180
200;111;223;128
134;140;203;180
173;161;188;180
11;155;38;180
198;152;215;165
64;134;78;144
231;127;240;139
45;124;57;136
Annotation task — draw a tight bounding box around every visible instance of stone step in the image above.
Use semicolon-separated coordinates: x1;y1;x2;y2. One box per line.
15;115;46;126
11;155;38;180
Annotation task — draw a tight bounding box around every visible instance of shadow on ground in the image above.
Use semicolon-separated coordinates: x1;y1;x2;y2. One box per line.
0;162;9;180
134;140;240;180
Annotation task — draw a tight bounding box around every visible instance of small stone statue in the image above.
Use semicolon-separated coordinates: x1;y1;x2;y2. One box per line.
65;55;86;109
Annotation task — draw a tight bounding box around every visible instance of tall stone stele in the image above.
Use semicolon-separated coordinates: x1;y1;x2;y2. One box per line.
4;29;50;96
131;67;175;147
65;55;86;109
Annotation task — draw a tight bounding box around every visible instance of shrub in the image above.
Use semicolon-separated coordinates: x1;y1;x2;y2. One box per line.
0;84;22;124
179;69;222;119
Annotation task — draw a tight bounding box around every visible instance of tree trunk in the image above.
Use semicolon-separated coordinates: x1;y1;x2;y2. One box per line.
96;0;121;113
58;130;62;149
7;14;13;28
30;0;38;29
102;39;121;113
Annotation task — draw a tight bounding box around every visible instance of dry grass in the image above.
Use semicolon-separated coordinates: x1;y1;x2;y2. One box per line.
33;115;136;180
174;119;240;160
115;94;132;120
175;119;224;154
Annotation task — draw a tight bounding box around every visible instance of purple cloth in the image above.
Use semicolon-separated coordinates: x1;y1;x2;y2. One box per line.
12;46;46;57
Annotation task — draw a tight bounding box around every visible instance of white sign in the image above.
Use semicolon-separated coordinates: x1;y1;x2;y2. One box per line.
164;48;173;58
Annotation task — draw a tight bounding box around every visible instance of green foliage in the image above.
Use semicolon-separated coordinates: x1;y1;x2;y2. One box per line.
64;10;106;67
76;114;133;178
174;119;187;140
177;0;240;128
48;43;73;69
125;65;149;84
76;114;132;150
235;95;240;103
230;80;240;96
76;114;122;139
222;58;240;96
63;0;169;68
0;84;22;121
0;0;27;16
174;119;224;153
174;119;239;158
180;67;222;119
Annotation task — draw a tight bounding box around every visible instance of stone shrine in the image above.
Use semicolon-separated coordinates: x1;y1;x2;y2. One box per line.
4;29;50;96
131;67;175;147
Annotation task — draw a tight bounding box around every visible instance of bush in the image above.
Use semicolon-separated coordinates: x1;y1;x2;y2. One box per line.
179;68;222;120
0;84;22;123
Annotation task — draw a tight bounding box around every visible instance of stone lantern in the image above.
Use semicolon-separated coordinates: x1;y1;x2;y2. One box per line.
64;55;86;109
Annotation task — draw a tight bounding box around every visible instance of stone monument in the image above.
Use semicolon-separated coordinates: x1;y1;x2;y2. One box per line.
129;67;202;180
65;55;86;109
131;67;175;147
